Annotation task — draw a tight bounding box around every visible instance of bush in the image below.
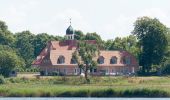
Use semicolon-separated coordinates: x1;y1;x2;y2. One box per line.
161;61;170;75
40;71;45;76
52;71;59;76
0;75;5;84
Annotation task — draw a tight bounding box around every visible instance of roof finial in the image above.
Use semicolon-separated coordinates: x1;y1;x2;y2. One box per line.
70;18;71;25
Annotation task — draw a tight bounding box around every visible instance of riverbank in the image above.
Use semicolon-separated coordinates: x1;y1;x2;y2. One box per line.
1;76;170;97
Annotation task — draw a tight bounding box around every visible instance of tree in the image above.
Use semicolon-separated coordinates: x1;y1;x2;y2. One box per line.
132;16;168;73
14;31;35;68
33;33;63;57
0;20;14;46
33;33;50;57
0;50;24;77
74;30;84;40
84;32;105;49
105;35;140;58
72;41;99;82
104;39;114;50
83;32;102;41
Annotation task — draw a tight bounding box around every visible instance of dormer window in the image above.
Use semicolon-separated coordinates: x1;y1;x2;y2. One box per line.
110;56;117;64
123;56;131;64
71;58;77;64
97;56;104;64
57;56;65;64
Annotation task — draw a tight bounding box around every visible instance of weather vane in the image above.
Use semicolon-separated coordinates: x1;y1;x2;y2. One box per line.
70;18;71;25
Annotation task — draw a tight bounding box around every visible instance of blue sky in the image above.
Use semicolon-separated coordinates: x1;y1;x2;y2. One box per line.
0;0;170;40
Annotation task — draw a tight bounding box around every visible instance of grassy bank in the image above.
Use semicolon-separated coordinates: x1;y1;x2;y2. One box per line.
1;76;170;97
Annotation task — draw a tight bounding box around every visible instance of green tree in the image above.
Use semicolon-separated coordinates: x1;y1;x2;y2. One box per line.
105;35;140;58
33;33;63;57
33;33;50;57
0;20;14;45
72;41;99;82
84;32;105;49
83;32;102;41
104;39;114;50
133;16;168;73
74;30;84;40
14;31;35;68
0;50;24;77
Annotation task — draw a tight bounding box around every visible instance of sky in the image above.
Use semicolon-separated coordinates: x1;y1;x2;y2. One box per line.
0;0;170;40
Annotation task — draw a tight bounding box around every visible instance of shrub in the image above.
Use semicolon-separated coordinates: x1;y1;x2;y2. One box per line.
40;71;45;76
52;71;59;76
0;75;5;84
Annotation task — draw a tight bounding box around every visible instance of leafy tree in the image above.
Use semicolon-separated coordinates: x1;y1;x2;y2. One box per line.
72;41;99;82
74;30;84;40
33;33;63;57
14;31;35;68
104;39;114;50
105;35;140;58
0;20;14;45
84;32;105;49
83;32;102;41
0;50;24;77
122;35;140;58
33;33;50;57
132;16;168;73
112;37;124;50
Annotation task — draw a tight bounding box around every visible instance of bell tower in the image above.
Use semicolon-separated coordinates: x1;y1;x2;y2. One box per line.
65;18;74;40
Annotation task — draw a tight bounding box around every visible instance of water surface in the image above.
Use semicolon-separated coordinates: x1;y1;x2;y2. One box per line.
0;98;170;100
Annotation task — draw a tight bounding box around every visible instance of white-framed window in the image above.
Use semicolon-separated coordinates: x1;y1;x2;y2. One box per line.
105;68;109;75
71;58;77;64
64;68;67;74
57;55;65;64
112;68;115;73
110;56;117;64
74;69;77;73
132;67;135;73
123;56;131;64
97;56;104;64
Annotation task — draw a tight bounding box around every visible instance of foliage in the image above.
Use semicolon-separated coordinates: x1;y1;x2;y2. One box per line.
132;16;168;73
0;20;14;46
0;76;169;97
14;31;35;68
0;17;169;75
74;30;84;40
105;35;140;58
33;33;63;57
0;75;5;84
0;50;24;77
72;40;99;81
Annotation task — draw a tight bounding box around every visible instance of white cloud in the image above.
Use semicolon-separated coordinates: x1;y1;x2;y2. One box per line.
1;1;170;40
51;8;90;35
138;8;170;27
101;8;170;40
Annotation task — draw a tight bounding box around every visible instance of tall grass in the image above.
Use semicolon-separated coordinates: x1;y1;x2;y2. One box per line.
0;76;170;97
0;86;169;97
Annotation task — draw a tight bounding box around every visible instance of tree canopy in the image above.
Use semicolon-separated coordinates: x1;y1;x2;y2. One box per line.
72;40;99;82
133;16;168;73
0;50;24;77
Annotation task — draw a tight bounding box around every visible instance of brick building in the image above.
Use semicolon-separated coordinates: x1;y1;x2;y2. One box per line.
32;24;139;76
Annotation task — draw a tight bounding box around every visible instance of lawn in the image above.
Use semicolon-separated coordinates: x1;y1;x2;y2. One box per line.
1;75;170;97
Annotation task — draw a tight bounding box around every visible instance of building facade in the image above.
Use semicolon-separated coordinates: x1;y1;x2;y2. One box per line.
32;25;139;76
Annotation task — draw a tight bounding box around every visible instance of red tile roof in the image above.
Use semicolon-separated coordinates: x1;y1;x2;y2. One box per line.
32;40;138;67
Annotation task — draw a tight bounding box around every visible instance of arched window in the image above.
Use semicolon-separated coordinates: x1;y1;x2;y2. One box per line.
97;56;104;64
71;58;77;64
57;56;65;64
123;56;131;64
110;56;117;64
